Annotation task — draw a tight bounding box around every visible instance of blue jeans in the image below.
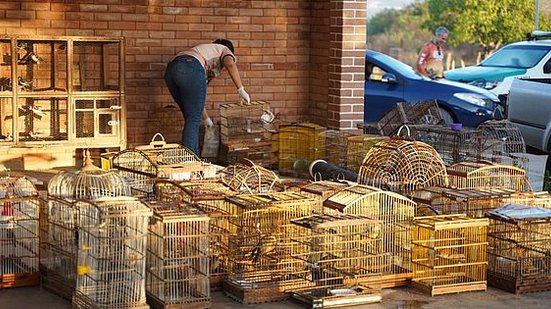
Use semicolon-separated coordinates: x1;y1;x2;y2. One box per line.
164;55;207;155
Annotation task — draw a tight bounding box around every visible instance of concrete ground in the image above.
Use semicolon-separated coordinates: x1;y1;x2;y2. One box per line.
1;286;551;309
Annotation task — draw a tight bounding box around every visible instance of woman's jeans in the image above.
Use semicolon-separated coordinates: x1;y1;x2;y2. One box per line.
164;55;207;155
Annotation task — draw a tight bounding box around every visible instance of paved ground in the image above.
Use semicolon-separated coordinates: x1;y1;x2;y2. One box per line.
1;286;551;309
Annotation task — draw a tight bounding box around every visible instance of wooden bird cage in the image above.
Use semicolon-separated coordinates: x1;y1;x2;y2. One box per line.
146;201;210;309
0;176;40;289
323;184;416;288
411;187;517;218
373;100;443;136
508;191;551;208
278;123;326;177
357;138;448;195
110;133;207;197
486;204;551;294
219;159;280;194
223;192;319;304
324;130;355;168
219;100;273;144
72;197;152;309
298;180;350;206
447;161;528;191
412;214;489;296
346;135;389;173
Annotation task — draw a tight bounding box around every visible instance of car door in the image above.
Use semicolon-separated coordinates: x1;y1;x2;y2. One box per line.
364;60;405;122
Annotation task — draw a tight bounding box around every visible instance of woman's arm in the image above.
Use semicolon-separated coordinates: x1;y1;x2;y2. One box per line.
223;55;243;89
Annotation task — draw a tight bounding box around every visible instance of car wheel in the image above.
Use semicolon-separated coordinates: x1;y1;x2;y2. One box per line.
438;107;454;125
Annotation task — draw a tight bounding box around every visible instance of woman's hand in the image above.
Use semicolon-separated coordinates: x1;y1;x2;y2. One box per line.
238;87;251;105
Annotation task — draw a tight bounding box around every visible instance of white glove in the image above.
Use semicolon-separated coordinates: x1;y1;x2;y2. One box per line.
238;87;251;105
205;117;214;128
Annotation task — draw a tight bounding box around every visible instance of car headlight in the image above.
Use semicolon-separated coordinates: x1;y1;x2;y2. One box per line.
468;80;499;90
453;93;491;107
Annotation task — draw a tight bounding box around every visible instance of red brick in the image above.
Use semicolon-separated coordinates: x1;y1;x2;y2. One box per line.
108;21;136;30
95;12;122;21
80;4;108;12
6;10;35;19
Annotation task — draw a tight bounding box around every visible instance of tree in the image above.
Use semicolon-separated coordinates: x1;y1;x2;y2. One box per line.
424;0;551;53
368;8;401;36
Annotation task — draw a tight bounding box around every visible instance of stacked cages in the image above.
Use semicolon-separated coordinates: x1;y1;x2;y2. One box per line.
298;181;350;207
223;192;320;303
41;159;130;299
219;159;280;194
73;197;152;309
324;130;355;168
487;204;551;294
371;100;443;136
447;161;527;191
289;214;383;307
357;138;448;195
110;133;206;197
0;176;40;288
323;184;416;287
412;215;489;296
278;123;326;177
146;201;210;309
154;179;236;288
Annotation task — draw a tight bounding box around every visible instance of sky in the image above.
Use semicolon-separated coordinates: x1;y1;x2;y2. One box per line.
367;0;415;18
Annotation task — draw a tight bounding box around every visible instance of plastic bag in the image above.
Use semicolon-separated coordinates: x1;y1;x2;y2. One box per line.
201;124;219;158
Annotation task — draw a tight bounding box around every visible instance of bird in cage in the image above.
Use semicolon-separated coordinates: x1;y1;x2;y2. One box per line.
250;234;277;263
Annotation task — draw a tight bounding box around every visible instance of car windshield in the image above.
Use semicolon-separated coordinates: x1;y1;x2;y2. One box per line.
480;45;551;68
370;52;425;80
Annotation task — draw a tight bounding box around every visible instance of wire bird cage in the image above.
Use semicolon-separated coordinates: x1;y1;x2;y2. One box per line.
219;100;273;144
412;215;489;296
219;159;280;194
370;100;443;136
0;176;40;289
486;204;551;294
146;201;210;309
41;154;131;299
72;197;152;309
223;192;319;304
324;130;355;168
475;119;526;155
411;187;517;218
110;133;207;197
357;138;448;195
323;184;416;288
346;135;389;173
447;161;528;191
278;123;326;177
154;179;235;288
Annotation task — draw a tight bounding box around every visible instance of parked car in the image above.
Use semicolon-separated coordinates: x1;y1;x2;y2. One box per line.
507;77;551;153
364;49;503;127
445;31;551;102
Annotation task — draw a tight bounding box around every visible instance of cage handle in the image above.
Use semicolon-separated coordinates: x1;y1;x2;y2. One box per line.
149;133;167;148
396;125;411;138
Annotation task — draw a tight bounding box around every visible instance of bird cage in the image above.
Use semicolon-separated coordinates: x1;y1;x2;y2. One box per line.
145;104;184;144
411;187;517;217
110;133;205;197
146;201;210;309
324;130;355;168
72;196;152;309
278;123;326;177
0;176;40;289
323;184;416;287
374;100;443;136
447;161;527;191
346;135;389;172
219;159;280;194
508;191;551;208
219;100;273;144
412;214;489;296
223;192;319;304
476;120;526;155
486;204;551;294
357;138;448;195
289;214;383;307
298;180;350;207
41;153;131;299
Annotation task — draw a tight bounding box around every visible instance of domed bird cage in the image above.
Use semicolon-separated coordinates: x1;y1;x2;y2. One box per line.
475;119;526;156
0;176;40;289
146;201;210;309
219;159;280;194
323;184;416;288
73;197;152;309
110;133;206;197
41;151;131;299
357;138;448;195
446;161;528;191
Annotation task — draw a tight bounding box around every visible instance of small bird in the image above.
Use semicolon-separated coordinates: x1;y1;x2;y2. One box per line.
250;235;277;263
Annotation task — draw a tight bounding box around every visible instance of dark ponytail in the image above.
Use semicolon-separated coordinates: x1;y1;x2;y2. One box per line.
213;39;234;53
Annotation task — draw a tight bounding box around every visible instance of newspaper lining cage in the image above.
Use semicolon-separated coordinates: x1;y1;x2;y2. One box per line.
412;215;489;296
447;161;528;191
41;153;131;299
72;197;152;309
146;201;210;309
278;123;326;177
357;137;448;195
486;204;551;294
110;133;205;197
223;192;319;304
0;176;40;289
323;184;416;287
289;214;383;307
219;159;280;194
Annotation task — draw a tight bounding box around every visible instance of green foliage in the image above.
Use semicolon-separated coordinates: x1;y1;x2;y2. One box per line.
369;8;401;36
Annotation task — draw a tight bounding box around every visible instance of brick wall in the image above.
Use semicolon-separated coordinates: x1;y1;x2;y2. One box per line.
0;0;366;146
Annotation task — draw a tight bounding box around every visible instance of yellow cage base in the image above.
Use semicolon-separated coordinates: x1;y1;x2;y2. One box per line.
348;271;413;289
412;280;486;296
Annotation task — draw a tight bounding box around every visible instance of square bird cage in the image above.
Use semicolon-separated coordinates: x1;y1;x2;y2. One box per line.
222;192;320;304
486;204;551;294
324;130;355;168
447;161;528;191
219;100;273;144
0;176;40;289
412;215;489;296
72;197;152;309
146;201;210;309
323;184;416;288
278;123;326;177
